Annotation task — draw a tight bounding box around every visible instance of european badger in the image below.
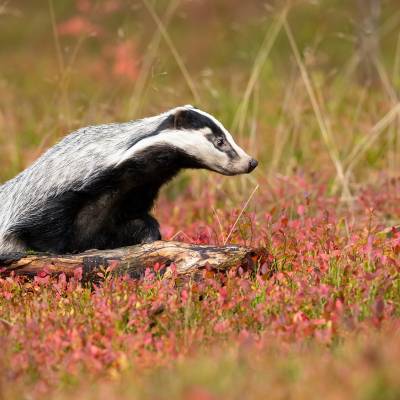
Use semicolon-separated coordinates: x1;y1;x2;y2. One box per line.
0;105;258;254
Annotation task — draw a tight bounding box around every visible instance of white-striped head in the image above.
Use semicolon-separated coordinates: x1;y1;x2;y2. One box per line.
129;105;258;175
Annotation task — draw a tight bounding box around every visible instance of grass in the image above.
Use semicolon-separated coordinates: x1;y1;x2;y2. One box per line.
1;0;400;399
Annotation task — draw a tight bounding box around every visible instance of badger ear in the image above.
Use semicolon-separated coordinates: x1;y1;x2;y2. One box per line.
173;109;190;129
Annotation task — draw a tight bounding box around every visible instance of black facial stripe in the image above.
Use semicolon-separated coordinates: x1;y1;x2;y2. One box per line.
205;133;239;159
175;109;223;132
175;109;240;159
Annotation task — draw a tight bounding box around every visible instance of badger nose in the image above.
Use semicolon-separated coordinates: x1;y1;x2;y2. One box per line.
248;158;258;173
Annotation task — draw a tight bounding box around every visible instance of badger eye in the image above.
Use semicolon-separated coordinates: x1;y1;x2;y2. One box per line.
216;138;225;147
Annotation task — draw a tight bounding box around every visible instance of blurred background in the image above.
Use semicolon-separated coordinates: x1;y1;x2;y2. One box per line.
1;0;399;192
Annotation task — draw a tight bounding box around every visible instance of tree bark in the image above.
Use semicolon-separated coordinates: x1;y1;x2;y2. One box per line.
0;241;256;282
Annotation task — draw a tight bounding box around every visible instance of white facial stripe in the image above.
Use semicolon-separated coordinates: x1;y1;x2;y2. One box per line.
200;127;213;135
107;129;228;168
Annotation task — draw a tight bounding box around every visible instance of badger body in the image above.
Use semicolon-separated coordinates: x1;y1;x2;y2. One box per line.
0;105;257;254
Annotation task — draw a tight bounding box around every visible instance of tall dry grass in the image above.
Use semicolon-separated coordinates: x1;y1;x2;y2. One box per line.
0;1;399;203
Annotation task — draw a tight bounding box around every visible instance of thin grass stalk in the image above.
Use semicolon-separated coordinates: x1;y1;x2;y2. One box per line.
224;184;259;245
231;8;287;136
284;19;351;199
48;0;72;128
344;102;400;176
128;0;180;118
141;0;201;105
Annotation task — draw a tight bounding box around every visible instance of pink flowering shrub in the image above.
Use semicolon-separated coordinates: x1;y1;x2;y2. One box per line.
1;175;399;398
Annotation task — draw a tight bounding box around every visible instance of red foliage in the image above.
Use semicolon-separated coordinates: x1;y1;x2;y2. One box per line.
1;175;400;396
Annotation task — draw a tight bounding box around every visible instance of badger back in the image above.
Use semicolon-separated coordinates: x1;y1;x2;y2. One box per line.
0;114;168;233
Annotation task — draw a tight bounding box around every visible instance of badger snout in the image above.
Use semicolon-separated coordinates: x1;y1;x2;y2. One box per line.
226;156;258;175
248;158;258;173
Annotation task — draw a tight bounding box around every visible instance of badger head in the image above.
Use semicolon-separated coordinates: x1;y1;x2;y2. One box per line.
112;105;258;176
164;105;258;175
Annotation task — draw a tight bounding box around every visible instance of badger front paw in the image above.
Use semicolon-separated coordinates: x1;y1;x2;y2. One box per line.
129;214;161;244
139;215;162;243
140;230;162;244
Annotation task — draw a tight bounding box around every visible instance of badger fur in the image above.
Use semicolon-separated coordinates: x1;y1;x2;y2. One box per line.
0;105;258;254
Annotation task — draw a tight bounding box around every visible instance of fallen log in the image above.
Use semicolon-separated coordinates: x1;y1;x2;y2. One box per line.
0;240;256;282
